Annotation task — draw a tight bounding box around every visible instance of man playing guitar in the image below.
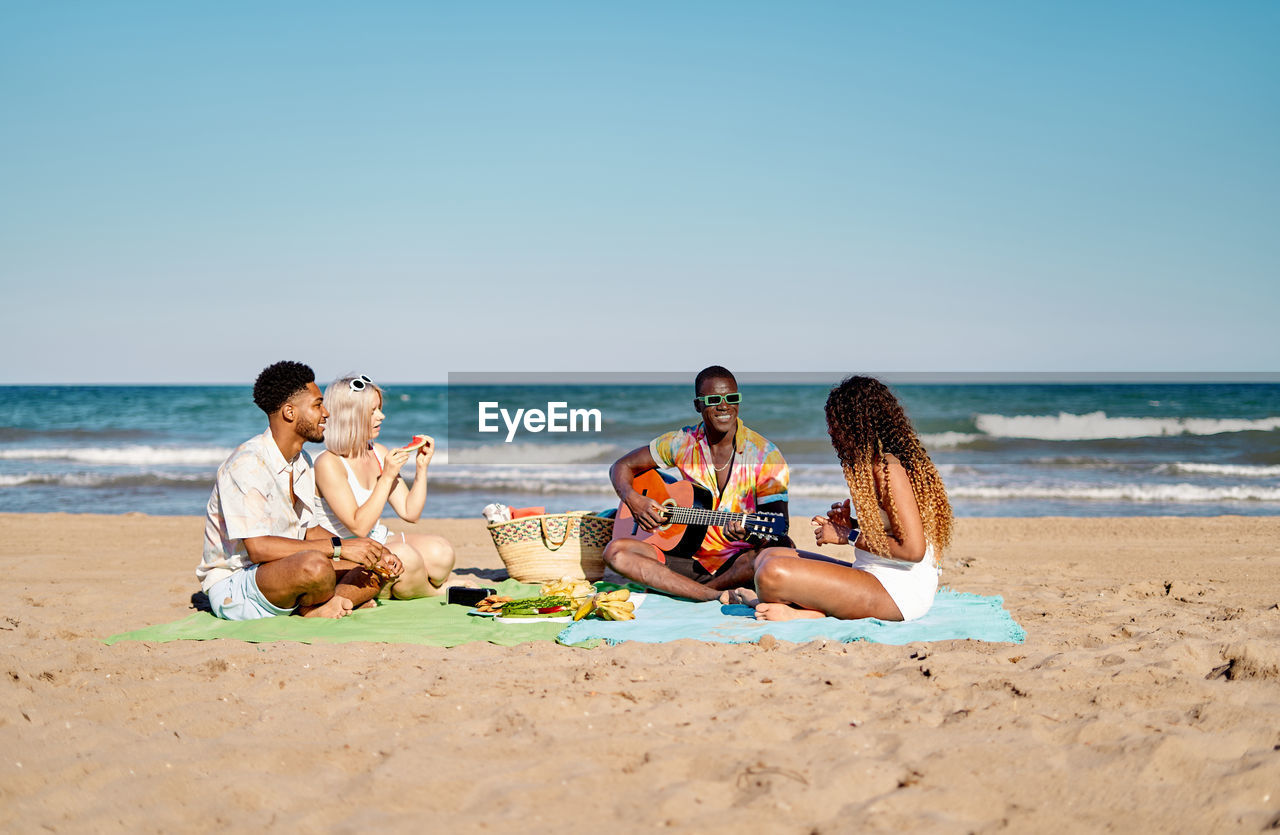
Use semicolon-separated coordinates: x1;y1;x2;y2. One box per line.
604;366;791;600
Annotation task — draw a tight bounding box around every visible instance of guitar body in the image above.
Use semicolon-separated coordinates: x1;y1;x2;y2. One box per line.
613;470;714;559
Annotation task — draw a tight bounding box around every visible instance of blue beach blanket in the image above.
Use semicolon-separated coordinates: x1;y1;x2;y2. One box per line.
556;590;1025;646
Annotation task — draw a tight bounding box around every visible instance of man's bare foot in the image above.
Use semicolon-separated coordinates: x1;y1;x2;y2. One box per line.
718;587;760;607
302;596;354;618
355;598;378;610
755;602;824;621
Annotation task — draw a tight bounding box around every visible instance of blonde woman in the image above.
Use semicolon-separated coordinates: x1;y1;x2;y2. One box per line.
725;375;953;621
313;374;456;598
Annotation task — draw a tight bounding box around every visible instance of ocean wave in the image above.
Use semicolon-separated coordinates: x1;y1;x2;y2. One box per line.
0;472;213;488
919;432;983;449
1163;462;1280;478
950;483;1280;503
0;445;231;466
973;411;1280;441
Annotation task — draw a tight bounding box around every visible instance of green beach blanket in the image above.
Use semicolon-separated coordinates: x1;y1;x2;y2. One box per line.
107;584;1023;648
105;580;569;648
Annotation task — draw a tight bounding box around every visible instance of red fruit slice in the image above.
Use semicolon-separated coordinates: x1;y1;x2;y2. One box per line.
400;435;429;451
537;606;566;614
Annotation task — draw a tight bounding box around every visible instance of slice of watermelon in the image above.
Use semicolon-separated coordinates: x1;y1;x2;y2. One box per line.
400;435;430;451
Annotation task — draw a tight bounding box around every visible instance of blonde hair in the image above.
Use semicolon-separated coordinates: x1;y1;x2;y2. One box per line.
323;374;384;458
826;376;953;558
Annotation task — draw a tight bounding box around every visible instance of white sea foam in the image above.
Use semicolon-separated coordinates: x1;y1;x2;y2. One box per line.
919;432;983;449
973;411;1280;441
1165;462;1280;478
950;483;1280;503
0;472;212;487
0;446;231;466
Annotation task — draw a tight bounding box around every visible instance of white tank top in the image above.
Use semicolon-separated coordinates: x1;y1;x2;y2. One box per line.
314;450;390;543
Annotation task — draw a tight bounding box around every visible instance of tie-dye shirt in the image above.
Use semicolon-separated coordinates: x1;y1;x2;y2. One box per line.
198;429;317;592
648;418;789;573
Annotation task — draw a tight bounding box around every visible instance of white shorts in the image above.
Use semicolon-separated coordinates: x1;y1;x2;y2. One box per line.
854;546;939;621
206;566;293;621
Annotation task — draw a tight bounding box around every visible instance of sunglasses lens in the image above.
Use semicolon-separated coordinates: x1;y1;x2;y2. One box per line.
698;393;741;407
350;378;365;391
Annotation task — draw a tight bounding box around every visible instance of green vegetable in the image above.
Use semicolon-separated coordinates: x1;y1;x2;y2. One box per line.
498;595;571;616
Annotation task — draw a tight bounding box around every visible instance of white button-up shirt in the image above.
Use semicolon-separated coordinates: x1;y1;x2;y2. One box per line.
198;429;317;591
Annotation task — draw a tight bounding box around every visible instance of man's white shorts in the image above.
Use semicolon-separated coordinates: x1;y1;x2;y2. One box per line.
207;565;294;621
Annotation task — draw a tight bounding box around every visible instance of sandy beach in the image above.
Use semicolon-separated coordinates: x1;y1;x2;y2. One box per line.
2;512;1278;832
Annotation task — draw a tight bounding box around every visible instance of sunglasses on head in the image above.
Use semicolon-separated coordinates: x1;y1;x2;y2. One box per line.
348;374;374;392
695;392;742;407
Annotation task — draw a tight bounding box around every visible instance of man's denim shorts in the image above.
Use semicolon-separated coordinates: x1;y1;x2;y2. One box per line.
207;566;293;620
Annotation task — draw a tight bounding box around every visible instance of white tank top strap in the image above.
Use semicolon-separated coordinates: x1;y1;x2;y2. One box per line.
315;449;390;543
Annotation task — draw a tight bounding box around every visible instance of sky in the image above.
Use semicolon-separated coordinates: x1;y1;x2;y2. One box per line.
1;1;1277;383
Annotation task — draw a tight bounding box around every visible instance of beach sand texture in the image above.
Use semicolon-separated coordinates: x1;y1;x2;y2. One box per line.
2;513;1279;832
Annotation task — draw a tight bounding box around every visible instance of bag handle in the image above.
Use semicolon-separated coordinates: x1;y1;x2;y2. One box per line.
539;515;573;551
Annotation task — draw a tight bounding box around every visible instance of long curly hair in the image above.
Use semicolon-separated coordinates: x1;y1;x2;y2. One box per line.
825;375;952;559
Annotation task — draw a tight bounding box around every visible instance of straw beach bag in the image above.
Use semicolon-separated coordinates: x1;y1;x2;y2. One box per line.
487;511;613;582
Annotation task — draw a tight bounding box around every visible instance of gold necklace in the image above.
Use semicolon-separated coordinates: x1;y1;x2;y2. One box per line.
713;449;735;472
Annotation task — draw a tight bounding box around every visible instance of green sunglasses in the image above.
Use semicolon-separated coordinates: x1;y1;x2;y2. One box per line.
695;393;743;407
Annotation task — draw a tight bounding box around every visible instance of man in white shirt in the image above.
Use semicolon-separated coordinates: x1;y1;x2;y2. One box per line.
198;361;401;619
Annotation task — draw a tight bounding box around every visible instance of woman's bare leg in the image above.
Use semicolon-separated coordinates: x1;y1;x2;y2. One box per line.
386;533;455;598
751;547;904;622
378;540;426;599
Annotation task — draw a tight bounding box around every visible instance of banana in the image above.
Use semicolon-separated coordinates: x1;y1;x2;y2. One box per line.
595;599;636;621
573;596;596;621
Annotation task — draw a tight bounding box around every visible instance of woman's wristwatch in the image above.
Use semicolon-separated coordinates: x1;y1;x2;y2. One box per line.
331;536;343;561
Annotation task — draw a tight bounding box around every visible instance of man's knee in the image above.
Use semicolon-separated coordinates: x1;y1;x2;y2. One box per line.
602;539;628;569
603;538;652;570
293;549;335;590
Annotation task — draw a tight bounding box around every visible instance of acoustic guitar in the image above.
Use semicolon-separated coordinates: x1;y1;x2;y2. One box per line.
612;469;788;558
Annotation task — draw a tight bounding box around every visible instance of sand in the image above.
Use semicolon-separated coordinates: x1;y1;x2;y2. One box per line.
2;512;1279;833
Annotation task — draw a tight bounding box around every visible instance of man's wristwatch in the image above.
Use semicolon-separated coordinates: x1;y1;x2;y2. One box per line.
331;536;343;561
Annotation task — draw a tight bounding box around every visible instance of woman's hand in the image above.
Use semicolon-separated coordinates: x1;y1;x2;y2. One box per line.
827;498;853;529
415;434;435;469
380;446;411;480
376;551;403;580
811;515;852;546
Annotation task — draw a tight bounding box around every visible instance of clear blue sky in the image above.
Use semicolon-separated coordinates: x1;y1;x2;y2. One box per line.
2;1;1277;383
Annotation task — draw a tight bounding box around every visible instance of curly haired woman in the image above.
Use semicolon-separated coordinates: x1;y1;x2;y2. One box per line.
724;375;953;621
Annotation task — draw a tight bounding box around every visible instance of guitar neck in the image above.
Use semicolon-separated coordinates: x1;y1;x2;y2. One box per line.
663;507;753;527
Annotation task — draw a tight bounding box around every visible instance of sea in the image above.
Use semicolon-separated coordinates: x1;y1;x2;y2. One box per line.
2;381;1279;521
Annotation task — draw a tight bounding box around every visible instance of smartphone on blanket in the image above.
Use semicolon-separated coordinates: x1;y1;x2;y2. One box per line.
446;587;496;607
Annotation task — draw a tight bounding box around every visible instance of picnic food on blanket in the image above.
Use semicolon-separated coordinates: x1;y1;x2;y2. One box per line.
540;577;596;601
399;434;431;452
571;588;635;621
474;594;514;613
475;585;636;621
495;595;575;618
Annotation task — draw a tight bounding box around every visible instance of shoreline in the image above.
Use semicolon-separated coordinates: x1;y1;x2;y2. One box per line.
2;513;1279;830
